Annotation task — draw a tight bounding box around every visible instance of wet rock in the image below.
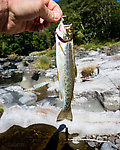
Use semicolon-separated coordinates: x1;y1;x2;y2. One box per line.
24;56;36;63
8;56;22;62
87;141;96;148
0;70;22;85
100;142;118;150
20;70;37;89
75;91;105;112
0;57;22;64
0;124;94;150
3;62;17;70
20;69;46;89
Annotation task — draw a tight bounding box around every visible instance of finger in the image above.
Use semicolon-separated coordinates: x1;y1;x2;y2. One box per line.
40;18;44;24
39;1;62;22
43;20;50;28
25;21;44;32
44;0;62;13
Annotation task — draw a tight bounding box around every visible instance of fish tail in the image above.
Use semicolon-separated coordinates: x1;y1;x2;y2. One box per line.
57;108;73;122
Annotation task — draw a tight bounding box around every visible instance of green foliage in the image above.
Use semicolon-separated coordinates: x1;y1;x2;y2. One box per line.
0;0;120;57
35;56;51;70
59;0;120;42
37;51;47;56
0;108;4;113
82;42;104;50
47;50;56;58
22;60;28;67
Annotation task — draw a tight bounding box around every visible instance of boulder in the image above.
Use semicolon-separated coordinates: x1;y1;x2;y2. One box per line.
100;142;118;150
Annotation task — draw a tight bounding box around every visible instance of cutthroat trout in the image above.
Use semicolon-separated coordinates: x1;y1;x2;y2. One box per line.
56;19;76;121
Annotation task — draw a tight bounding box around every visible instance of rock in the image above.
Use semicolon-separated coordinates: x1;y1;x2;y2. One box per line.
19;92;37;105
33;83;49;102
101;90;119;111
94;90;119;111
100;142;118;150
109;136;116;144
8;56;22;62
115;139;120;144
0;57;22;64
0;70;22;85
0;89;7;94
0;124;93;150
29;51;41;56
0;92;13;104
3;62;17;70
75;50;88;59
87;141;96;148
24;56;36;63
110;44;120;54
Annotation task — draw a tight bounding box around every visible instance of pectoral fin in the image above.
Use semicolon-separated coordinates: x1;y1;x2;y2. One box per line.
59;91;63;101
72;95;74;101
58;72;59;81
59;42;65;55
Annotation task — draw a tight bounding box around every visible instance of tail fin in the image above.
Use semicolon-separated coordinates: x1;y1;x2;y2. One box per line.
57;108;73;122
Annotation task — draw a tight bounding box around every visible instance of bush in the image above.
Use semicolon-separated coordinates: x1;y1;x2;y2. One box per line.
35;56;50;70
47;50;56;58
81;65;96;78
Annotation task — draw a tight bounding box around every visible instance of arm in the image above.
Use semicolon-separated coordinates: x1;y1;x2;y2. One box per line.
0;0;8;33
0;0;62;34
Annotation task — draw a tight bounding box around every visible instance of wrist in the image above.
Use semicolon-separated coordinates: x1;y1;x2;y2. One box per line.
0;0;8;33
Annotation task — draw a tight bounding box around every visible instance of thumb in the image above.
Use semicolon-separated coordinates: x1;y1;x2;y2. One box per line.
39;5;62;22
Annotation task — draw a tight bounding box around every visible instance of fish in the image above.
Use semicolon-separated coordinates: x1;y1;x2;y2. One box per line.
55;18;76;121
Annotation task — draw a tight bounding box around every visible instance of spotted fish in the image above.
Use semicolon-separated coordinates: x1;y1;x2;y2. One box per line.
56;18;76;121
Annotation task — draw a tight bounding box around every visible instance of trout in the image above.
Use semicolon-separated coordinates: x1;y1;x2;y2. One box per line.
56;19;76;121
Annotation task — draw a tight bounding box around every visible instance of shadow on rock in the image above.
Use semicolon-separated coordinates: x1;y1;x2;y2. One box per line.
0;123;94;150
43;124;66;150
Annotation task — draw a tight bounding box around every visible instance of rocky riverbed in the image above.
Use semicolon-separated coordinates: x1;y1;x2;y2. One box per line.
0;45;120;150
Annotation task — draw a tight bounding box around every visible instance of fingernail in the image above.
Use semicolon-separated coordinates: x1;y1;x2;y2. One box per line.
54;12;60;19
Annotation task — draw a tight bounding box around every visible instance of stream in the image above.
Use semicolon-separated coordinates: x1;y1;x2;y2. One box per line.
0;48;120;149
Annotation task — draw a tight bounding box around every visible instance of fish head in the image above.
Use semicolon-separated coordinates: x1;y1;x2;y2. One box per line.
56;21;73;42
64;24;73;41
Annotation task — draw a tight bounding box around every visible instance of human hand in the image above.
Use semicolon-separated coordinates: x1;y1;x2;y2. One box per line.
1;0;62;34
